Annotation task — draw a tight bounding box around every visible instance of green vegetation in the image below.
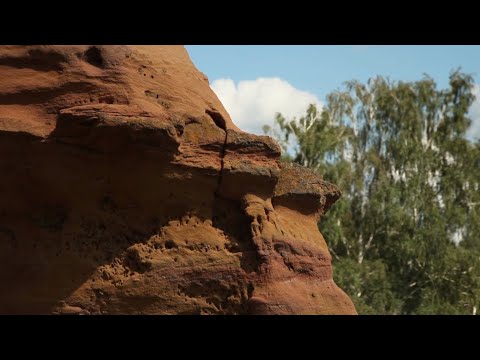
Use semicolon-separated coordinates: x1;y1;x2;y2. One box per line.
263;71;480;314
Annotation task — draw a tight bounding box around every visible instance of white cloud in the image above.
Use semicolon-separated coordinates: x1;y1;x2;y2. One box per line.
210;77;322;135
467;85;480;141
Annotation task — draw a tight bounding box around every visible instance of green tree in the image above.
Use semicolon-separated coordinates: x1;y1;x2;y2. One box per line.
264;70;480;314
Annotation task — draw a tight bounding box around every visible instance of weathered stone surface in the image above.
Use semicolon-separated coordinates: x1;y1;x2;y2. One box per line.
0;45;356;314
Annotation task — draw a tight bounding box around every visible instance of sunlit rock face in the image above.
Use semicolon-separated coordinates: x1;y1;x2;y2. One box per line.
0;45;356;315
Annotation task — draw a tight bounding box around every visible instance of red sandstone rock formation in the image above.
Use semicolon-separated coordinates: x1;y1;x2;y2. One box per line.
0;45;356;314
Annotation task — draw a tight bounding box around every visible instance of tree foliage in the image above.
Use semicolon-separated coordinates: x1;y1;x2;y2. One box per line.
264;70;480;314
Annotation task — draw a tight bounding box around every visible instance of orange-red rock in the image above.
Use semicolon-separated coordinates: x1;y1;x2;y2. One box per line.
0;45;356;314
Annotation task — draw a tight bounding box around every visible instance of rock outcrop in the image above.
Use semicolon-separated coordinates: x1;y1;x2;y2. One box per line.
0;45;356;314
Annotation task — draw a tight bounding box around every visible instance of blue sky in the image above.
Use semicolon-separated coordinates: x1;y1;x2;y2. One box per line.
186;45;480;139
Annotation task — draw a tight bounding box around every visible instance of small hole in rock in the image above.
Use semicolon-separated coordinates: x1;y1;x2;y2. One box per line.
84;46;104;68
165;240;176;249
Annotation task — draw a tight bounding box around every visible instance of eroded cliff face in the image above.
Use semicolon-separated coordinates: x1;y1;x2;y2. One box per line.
0;45;356;314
